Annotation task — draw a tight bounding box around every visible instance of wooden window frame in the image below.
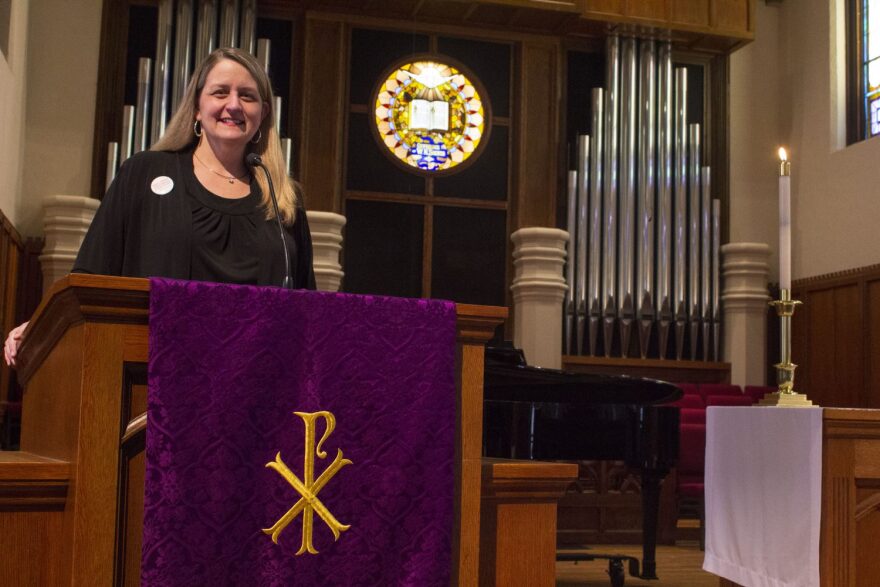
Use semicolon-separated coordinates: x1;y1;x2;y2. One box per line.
845;0;880;144
342;25;514;301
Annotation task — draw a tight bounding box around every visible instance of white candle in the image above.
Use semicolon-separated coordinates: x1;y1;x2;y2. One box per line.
778;147;791;290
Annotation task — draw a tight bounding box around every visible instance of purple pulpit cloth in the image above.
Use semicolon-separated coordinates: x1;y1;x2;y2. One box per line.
142;278;457;586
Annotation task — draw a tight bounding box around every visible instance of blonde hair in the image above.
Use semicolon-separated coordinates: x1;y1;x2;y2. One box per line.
152;48;297;224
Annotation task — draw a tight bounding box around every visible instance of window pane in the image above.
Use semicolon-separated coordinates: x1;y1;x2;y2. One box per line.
433;125;509;201
870;1;880;55
344;200;424;298
346;112;426;195
349;28;429;105
869;96;880;136
431;207;506;306
437;37;511;118
868;58;880;90
869;32;880;61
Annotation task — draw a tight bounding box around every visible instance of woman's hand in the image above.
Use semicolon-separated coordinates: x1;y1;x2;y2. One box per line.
4;321;28;367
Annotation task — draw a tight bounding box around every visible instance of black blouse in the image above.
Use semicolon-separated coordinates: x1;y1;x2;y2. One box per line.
73;149;316;289
184;156;267;285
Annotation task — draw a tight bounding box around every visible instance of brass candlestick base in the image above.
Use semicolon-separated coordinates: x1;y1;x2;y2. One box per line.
759;289;815;407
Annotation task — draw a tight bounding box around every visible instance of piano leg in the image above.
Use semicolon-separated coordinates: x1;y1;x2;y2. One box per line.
639;468;665;580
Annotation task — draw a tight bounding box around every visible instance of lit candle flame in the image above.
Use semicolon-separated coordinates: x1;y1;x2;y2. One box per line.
778;147;788;161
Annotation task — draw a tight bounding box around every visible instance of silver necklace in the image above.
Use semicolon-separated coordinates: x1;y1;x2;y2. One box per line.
193;151;248;184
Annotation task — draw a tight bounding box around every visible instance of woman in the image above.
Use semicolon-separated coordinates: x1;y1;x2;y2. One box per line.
4;48;315;366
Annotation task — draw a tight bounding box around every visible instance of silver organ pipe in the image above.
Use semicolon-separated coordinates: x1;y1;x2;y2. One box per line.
656;42;673;359
602;34;620;356
575;135;590;355
562;39;724;361
257;38;271;73
636;39;656;358
274;96;283;135
701;166;712;359
134;57;152;154
195;0;218;67
240;0;258;55
565;169;578;355
587;88;604;356
281;137;293;176
673;67;688;359
106;142;120;190
617;37;637;357
712;198;722;360
150;0;173;145
219;0;240;48
121;105;135;164
687;123;701;359
172;0;194;113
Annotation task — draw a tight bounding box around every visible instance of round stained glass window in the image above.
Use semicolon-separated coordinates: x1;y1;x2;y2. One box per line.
373;59;488;173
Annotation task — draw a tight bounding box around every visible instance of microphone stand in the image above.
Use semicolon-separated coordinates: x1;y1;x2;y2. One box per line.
247;153;293;289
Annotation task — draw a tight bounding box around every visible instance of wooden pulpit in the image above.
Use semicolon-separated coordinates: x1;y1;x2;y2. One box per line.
0;274;547;586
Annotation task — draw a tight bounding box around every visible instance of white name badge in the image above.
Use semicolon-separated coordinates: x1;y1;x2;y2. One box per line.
151;176;174;195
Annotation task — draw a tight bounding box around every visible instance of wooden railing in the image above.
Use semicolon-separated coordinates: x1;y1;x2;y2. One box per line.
0;208;43;449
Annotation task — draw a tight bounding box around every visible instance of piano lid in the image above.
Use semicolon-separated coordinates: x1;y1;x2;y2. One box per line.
484;344;682;405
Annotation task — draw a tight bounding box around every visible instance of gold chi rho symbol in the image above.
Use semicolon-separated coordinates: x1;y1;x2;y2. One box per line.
263;411;352;555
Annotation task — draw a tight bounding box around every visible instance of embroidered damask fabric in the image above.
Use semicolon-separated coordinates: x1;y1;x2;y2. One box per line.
142;278;457;586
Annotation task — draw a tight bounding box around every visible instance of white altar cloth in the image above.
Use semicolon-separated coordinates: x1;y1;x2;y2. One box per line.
702;406;823;587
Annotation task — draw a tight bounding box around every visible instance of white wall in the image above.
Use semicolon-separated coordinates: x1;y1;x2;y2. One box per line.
0;0;28;230
730;0;880;282
18;0;102;236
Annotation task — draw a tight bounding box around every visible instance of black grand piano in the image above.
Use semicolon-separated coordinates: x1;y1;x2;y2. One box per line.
482;345;681;587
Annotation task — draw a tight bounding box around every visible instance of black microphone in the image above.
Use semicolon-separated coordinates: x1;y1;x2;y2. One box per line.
247;153;293;289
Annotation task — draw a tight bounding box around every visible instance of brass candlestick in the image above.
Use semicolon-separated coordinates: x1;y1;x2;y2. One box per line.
759;288;814;407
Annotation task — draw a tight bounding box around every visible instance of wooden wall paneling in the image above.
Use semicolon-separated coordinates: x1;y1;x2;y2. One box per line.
298;16;347;213
0;454;69;586
92;0;130;199
791;265;880;408
0;212;21;428
625;0;668;21
868;279;880;408
670;0;710;27
289;12;307;178
709;53;730;244
712;0;752;33
513;40;560;229
792;283;809;397
3;236;20;337
581;0;624;18
0;508;66;585
821;409;880;587
856;498;880;585
804;289;838;407
833;284;864;408
0;237;19;428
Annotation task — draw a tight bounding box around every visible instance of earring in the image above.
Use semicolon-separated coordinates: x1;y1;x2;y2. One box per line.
251;128;262;144
193;120;202;137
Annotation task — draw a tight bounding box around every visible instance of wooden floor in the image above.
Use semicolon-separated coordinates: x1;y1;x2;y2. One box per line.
556;542;717;587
